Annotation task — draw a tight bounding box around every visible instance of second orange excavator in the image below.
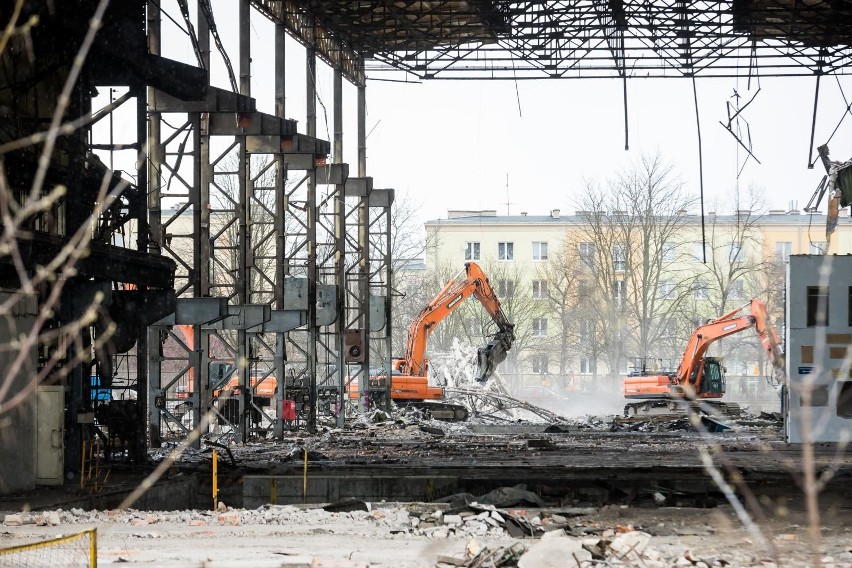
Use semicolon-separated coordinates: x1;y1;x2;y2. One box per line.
355;262;515;420
623;298;785;417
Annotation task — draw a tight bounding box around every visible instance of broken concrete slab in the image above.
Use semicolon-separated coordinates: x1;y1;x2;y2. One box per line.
518;535;592;568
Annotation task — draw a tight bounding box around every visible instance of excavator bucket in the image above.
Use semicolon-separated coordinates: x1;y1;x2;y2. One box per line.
475;330;514;382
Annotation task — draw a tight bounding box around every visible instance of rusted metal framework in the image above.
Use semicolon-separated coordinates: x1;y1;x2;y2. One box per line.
270;1;852;79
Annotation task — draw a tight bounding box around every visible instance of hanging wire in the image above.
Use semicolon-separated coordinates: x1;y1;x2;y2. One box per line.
817;76;852;150
175;0;206;70
199;0;238;93
692;76;707;264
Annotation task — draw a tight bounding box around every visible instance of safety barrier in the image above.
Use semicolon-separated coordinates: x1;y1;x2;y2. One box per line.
0;527;96;568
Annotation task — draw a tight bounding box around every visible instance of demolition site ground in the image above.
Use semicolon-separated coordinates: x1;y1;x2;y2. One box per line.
2;408;851;567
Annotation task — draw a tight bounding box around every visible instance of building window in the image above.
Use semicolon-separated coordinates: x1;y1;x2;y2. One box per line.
532;318;548;337
497;279;515;299
728;241;742;262
465;242;480;260
730;280;744;300
612;280;626;308
810;242;826;255
579;357;594;374
775;242;792;262
807;286;829;326
580;319;595;342
532;280;548;300
498;242;514;261
612;243;626;272
662;242;676;262
579;242;595;268
693;280;709;300
693;242;705;261
532;241;548;261
531;354;548;374
659;280;675;300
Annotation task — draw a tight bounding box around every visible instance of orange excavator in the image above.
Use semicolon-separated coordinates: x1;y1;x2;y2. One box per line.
623;298;785;416
356;262;515;420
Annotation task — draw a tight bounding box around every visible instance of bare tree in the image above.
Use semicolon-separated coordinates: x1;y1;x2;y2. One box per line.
575;153;696;383
536;233;585;385
689;188;774;372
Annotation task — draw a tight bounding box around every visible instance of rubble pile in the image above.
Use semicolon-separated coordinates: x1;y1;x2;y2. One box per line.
6;503;851;567
3;503;731;567
439;529;732;568
610;409;784;434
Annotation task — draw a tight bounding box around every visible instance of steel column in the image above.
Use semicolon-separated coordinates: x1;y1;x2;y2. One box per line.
273;21;287;439
306;41;318;433
333;68;346;427
146;0;162;448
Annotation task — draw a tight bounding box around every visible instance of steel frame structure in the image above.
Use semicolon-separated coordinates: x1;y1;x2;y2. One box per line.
132;0;852;443
269;1;852;80
7;0;851;463
144;0;394;442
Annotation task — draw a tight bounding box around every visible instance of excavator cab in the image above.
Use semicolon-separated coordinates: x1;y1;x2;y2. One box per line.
694;357;726;398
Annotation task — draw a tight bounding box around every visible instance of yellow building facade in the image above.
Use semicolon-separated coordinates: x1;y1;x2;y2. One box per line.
424;208;852;404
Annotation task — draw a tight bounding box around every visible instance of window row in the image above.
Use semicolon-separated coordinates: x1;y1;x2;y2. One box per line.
465;241;548;261
467;239;828;266
775;241;825;262
528;354;596;375
496;279;549;299
575;240;824;270
497;277;745;303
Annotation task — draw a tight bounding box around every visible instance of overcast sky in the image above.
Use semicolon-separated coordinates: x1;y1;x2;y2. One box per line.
142;2;852;226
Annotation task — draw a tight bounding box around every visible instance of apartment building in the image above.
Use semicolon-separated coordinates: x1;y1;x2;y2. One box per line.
425;208;852;398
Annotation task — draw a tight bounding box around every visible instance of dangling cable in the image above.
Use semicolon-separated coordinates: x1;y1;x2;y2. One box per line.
692;76;706;264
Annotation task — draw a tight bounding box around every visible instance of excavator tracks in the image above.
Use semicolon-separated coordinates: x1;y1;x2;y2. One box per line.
402;401;470;422
623;400;742;418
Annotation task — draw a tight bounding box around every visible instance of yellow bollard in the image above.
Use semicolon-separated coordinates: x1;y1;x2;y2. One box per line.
302;447;308;503
89;528;97;568
212;450;219;510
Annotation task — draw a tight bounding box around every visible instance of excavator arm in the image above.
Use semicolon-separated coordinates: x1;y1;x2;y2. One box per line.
676;298;785;393
401;262;515;381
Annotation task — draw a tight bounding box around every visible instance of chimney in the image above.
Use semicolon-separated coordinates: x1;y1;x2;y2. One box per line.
551;209;561;219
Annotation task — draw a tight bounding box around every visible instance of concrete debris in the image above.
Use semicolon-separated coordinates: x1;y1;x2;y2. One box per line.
439;531;698;568
438;542;528;568
609;530;652;559
3;514;24;526
610;409;784;434
517;534;593;567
